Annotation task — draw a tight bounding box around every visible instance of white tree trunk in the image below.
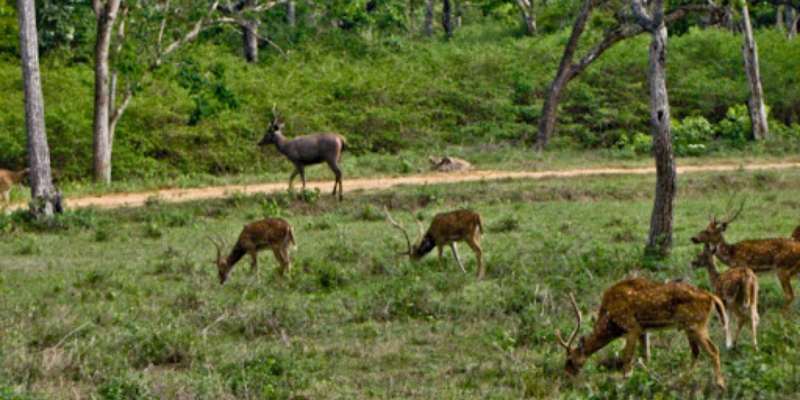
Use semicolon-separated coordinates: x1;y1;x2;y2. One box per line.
92;0;121;184
17;0;58;217
242;20;259;62
516;0;536;35
287;1;296;27
424;0;434;36
741;2;769;140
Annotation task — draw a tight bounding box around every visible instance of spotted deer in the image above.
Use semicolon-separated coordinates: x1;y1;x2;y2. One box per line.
692;244;759;350
258;112;347;201
0;168;28;205
384;207;485;279
691;203;800;312
208;218;295;284
557;277;730;389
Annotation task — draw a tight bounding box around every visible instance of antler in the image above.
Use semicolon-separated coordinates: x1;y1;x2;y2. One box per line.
720;198;746;225
207;234;226;263
556;293;582;351
384;206;412;256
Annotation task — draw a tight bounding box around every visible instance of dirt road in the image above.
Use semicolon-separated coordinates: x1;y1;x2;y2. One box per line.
6;162;800;211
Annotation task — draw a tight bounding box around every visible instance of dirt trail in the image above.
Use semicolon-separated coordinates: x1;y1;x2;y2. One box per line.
6;162;800;211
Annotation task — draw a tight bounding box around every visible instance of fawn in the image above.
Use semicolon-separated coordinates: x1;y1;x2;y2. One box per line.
557;277;730;389
691;203;800;312
384;207;485;279
208;218;295;284
692;243;759;350
258;112;347;201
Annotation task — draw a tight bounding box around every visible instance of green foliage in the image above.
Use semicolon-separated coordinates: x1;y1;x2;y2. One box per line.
718;104;752;146
672;116;714;156
221;352;306;399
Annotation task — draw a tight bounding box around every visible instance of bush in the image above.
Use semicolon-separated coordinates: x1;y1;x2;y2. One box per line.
718;104;752;146
672;116;714;156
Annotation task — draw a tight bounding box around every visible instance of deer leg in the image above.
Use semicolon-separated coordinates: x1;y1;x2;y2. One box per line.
437;245;444;264
288;170;298;192
733;309;746;349
1;190;8;203
694;329;725;390
281;247;292;277
249;251;259;276
466;235;484;280
639;333;651;363
686;333;701;369
271;248;286;277
450;243;466;274
327;160;343;201
750;300;759;351
620;330;641;378
299;167;307;192
778;268;796;313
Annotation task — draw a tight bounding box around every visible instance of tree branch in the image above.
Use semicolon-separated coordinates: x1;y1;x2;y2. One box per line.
159;0;221;64
631;0;656;31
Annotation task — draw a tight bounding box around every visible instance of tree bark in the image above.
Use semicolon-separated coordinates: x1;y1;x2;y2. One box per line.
442;0;453;39
741;2;769;140
776;4;785;29
424;0;434;36
454;0;462;29
287;0;296;27
17;0;58;218
516;0;536;36
790;8;799;39
535;0;593;150
242;20;259;62
632;0;676;257
92;0;121;184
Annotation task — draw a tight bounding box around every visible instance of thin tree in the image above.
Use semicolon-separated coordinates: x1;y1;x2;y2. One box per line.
424;0;434;36
90;0;223;184
534;1;714;150
632;0;676;257
515;0;536;35
741;0;769;140
17;0;59;217
287;0;296;27
442;0;453;38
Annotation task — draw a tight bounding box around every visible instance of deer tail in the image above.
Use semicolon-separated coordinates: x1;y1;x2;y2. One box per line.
476;214;484;234
712;294;731;349
339;135;348;151
287;226;296;250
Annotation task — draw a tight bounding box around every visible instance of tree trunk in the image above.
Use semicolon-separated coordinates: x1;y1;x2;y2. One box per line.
516;0;536;36
442;0;452;39
287;0;296;27
242;20;259;63
17;0;58;218
92;0;121;184
535;0;592;150
454;0;462;29
790;9;799;39
424;0;434;36
645;24;676;257
741;2;769;140
776;5;785;30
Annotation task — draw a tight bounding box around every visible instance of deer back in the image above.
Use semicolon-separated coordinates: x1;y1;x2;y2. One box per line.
238;218;295;250
716;268;757;307
426;209;482;244
285;133;344;164
722;239;800;271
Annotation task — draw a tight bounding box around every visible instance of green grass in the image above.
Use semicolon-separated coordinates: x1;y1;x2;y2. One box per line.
2;167;800;398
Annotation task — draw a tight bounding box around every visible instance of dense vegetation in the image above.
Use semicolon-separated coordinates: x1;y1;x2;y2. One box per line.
0;1;799;182
2;168;800;398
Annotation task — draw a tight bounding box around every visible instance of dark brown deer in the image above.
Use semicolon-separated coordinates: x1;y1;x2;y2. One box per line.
692;244;759;350
691;203;800;312
557;277;730;389
384;207;485;279
258;114;347;201
208;218;295;284
0;168;28;204
792;225;800;241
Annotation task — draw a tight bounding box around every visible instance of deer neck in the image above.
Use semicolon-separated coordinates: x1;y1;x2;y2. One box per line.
714;239;736;265
577;328;618;361
273;133;290;154
704;259;721;288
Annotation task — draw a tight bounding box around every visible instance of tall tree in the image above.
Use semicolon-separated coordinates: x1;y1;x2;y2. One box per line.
90;0;223;184
424;0;434;36
740;1;769;140
632;0;676;257
17;0;59;217
534;1;713;150
286;0;296;27
442;0;452;38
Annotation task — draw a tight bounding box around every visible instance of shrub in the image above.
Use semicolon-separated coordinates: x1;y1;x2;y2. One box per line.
717;104;752;146
672;116;714;156
221;352;306;399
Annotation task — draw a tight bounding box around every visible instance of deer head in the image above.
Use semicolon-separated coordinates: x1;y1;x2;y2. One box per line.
691;244;717;270
208;235;233;284
556;293;585;375
384;206;425;258
691;200;745;246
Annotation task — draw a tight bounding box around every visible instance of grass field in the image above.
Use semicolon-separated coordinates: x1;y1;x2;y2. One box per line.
2;166;800;399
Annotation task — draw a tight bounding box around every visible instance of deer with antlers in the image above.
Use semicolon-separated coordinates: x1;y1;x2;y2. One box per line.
691;202;800;312
258;109;347;201
384;207;485;279
0;168;29;205
557;277;730;389
692;243;759;350
208;218;295;284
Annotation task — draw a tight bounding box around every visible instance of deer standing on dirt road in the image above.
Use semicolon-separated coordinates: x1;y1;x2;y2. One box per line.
692;244;759;350
209;218;295;284
258;115;347;201
385;207;485;279
691;203;800;312
557;278;730;389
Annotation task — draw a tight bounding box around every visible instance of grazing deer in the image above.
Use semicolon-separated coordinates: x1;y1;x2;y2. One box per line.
258;114;347;201
557;278;730;389
429;156;472;172
208;218;295;284
384;207;485;279
692;244;759;350
691;203;800;312
0;168;29;204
